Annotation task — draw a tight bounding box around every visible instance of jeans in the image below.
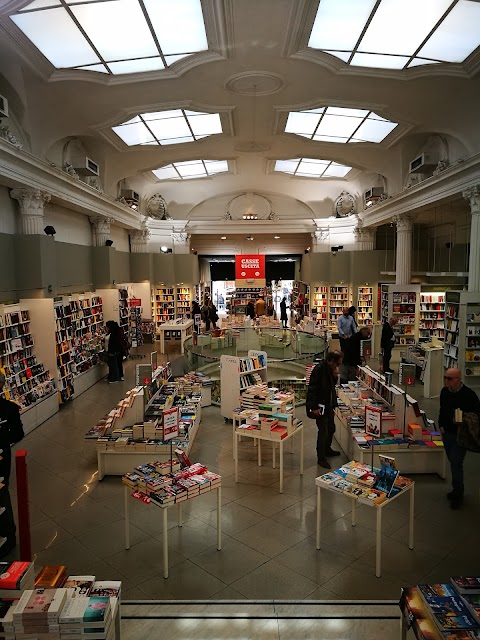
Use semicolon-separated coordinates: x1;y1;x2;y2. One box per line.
442;429;467;497
316;411;336;460
383;346;393;373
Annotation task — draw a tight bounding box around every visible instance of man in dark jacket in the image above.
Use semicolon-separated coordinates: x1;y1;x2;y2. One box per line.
381;317;397;374
306;351;343;468
342;326;370;382
0;372;25;558
439;368;480;509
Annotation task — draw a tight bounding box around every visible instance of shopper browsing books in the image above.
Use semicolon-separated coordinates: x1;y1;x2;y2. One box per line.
246;300;255;321
342;326;371;382
439;368;480;509
306;351;343;469
0;372;24;558
255;296;266;317
381;316;398;374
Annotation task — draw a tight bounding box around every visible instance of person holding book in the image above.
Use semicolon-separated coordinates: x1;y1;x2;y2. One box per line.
306;350;343;469
381;316;398;374
0;372;25;558
439;368;480;509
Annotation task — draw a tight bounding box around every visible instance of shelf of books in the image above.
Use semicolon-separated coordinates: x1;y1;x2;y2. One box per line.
118;287;129;334
230;287;263;316
293;281;310;318
220;351;267;418
176;286;191;319
444;291;480;388
329;285;351;327
0;304;57;420
128;304;143;348
54;300;75;404
444;291;460;370
382;284;420;347
419;291;445;341
380;283;389;323
334;365;446;476
357;286;374;325
311;286;328;327
70;295;105;378
152;287;175;333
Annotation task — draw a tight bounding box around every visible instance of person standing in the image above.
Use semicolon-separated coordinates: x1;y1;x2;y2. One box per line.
280;297;288;328
255;296;266;317
337;307;357;352
342;326;371;382
348;305;358;332
380;316;398;374
306;351;343;469
245;299;255;321
192;300;201;319
208;300;219;330
105;320;122;383
439;368;480;509
202;300;211;331
0;372;24;558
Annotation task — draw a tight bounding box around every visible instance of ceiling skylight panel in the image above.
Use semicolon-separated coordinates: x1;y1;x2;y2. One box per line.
313;135;349;143
308;0;377;51
176;164;207;177
112;122;155;145
327;107;369;118
418;0;480;63
144;0;208;55
285;112;319;136
351;53;410;69
351;118;397;142
297;161;327;175
204;160;229;174
358;0;452;57
70;0;158;61
11;7;99;67
187;113;222;136
108;58;165;74
164;54;190;65
323;164;351;177
153;166;179;179
158;136;195;144
323;51;351;62
20;0;60;9
274;160;300;174
315;114;362;138
143;110;183;121
407;58;440;68
76;64;108;73
148;117;191;139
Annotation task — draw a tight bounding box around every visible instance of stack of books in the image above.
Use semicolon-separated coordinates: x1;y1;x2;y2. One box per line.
59;595;114;640
35;566;67;589
0;562;35;597
11;588;68;637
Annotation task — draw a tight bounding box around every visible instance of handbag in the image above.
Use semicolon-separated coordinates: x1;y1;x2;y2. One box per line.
457;412;480;452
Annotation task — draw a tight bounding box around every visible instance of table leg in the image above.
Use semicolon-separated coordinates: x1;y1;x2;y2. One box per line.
316;486;321;549
375;507;382;578
272;443;276;469
279;440;284;493
400;614;408;640
290;435;294;454
163;507;169;579
124;485;130;550
258;438;262;467
232;422;236;460
178;502;183;527
234;433;239;483
217;486;222;551
300;428;304;476
97;451;105;481
408;484;415;550
351;499;356;527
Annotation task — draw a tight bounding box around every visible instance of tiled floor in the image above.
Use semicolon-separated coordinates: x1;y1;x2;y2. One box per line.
5;349;480;604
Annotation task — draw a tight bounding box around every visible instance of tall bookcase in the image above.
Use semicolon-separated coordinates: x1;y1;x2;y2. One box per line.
444;291;480;388
220;350;267;418
381;284;389;323
176;287;192;318
356;286;374;325
419;291;445;341
54;300;75;404
70;295;105;378
382;284;420;347
152;287;175;329
311;286;328;327
128;305;143;348
329;285;351;327
118;288;129;335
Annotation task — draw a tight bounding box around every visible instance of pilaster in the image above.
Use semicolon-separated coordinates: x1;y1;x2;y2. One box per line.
172;231;190;255
463;186;480;292
130;228;151;254
89;215;114;247
394;213;414;285
10;188;51;234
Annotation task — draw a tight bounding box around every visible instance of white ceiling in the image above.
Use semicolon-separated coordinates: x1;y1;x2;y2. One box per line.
0;0;479;236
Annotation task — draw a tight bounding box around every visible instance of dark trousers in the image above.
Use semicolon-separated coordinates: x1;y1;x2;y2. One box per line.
316;411;336;460
443;430;467;497
383;346;393;373
108;353;120;382
281;316;288;328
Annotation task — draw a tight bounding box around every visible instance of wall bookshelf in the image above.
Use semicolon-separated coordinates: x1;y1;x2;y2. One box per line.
220;351;267;418
444;291;480;387
128;305;143;348
70;295;105;378
0;304;56;412
381;284;389;323
381;285;420;347
231;288;262;315
357;286;374;325
444;291;460;369
176;287;191;319
118;288;129;334
54;300;75;404
329;285;350;327
419;292;445;341
153;287;175;330
312;286;328;327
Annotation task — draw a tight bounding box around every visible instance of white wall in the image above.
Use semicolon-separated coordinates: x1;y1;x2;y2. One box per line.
0;185;17;234
110;224;130;252
44;203;92;245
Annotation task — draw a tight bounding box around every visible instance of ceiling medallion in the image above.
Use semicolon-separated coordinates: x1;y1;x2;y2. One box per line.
334;191;356;218
225;71;285;96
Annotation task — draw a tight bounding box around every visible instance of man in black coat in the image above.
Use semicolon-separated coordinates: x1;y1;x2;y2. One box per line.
306;351;343;468
439;368;480;509
342;326;371;382
0;372;25;558
381;317;397;374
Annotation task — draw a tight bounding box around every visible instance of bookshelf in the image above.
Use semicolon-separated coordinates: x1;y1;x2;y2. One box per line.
444;291;480;387
311;286;328;327
176;286;191;319
231;287;262;315
329;284;351;327
356;286;374;325
153;287;175;332
382;284;420;347
419;292;445;341
70;295;105;378
220;350;268;418
381;284;389;323
54;300;75;404
118;288;129;334
293;281;310;318
128;305;143;348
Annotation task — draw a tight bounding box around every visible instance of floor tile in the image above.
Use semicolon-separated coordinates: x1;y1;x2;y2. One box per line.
198;502;266;536
77;519;150;558
275;538;356;584
232;518;308;558
107;539;184;584
30;518;73;553
317;518;377;558
230;559;318;599
33;538;103;575
190;537;269;583
354;543;442;584
54;502;121;536
322;562;407;600
234;487;299;517
270;501;339;537
138;560;226;599
164;518;226;559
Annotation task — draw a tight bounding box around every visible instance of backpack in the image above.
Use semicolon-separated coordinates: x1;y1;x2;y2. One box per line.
457;412;480;453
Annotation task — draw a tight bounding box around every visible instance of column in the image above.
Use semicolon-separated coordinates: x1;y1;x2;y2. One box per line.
10;188;51;234
311;229;329;253
89;215;114;246
172;231;190;255
394;213;414;285
130;228;150;253
353;225;376;250
463;186;480;292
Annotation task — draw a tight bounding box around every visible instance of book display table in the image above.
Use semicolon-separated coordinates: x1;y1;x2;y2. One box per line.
156;319;194;354
315;462;415;578
123;465;222;579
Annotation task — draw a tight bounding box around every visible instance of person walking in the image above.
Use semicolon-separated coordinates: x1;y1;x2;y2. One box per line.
255;296;266;317
105;320;122;383
280;297;288;328
0;372;24;558
337;307;357;352
202;300;211;331
439;368;480;509
306;351;343;469
208;300;219;330
381;316;398;374
246;299;255;321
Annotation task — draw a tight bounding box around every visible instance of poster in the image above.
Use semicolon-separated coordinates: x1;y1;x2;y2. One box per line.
365;405;382;438
194;313;201;327
163;407;179;441
129;298;141;307
235;254;265;280
360;339;372;357
399;362;416;386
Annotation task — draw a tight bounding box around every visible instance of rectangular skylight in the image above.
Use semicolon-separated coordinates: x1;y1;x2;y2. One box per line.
158;136;195;144
285;112;319;135
144;0;208;55
205;160;229;173
112;122;155;145
351;118;397;142
188;113;222;136
20;0;60;8
351;53;410;69
323;164;351;177
308;0;377;51
143;110;182;121
315;114;361;138
274;158;351;179
153;166;179;179
313;135;349;143
108;58;165;74
274;160;299;174
176;164;206;177
328;107;369;118
148;117;192;139
297;161;327;175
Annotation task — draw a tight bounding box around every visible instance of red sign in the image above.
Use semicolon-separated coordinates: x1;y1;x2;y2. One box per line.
163;407;179;441
129;298;141;307
235;254;265;280
131;490;150;504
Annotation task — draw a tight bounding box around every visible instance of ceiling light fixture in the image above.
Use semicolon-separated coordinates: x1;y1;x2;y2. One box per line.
246;235;254;240
221;236;227;240
274;235;280;239
243;214;258;220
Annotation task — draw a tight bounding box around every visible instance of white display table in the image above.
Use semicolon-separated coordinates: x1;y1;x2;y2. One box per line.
156;319;194;354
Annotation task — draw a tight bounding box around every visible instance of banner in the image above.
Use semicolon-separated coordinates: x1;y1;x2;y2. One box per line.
129;298;141;307
235;254;265;281
163;407;179;441
365;406;382;438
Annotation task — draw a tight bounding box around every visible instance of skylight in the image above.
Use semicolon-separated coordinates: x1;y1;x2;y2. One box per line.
308;0;480;70
11;0;208;75
284;107;397;143
274;158;352;178
153;160;229;180
113;110;223;146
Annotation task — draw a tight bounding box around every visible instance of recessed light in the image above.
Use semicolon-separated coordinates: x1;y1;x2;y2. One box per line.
221;236;227;240
247;235;254;240
274;235;280;239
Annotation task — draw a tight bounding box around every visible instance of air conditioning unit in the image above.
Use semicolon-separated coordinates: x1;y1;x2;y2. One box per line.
409;153;439;174
72;156;99;176
364;187;384;201
0;94;8;118
121;189;140;203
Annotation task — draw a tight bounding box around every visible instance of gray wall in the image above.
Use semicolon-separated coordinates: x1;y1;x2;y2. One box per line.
130;254;152;281
112;250;131;284
55;242;93;293
0;233;16;301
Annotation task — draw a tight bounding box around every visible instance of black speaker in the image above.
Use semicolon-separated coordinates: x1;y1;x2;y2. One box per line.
44;225;56;236
105;239;113;247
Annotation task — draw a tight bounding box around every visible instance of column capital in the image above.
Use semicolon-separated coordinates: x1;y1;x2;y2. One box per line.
393;213;414;232
89;215;114;246
463;185;480;215
130;228;151;253
10;188;51;234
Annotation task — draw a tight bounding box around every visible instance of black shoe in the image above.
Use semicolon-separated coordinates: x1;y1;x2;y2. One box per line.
450;496;463;510
317;458;331;469
326;449;341;457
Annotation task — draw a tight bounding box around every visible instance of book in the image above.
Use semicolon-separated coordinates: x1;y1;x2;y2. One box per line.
13;588;68;621
463;595;480;623
63;576;95;598
0;562;34;590
59;597;110;627
373;464;399;498
452;578;480;595
34;566;67;588
89;582;121;599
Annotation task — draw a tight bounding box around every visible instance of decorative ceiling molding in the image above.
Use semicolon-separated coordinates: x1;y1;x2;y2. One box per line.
0;138;142;229
185;219;316;235
225;71;285;96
